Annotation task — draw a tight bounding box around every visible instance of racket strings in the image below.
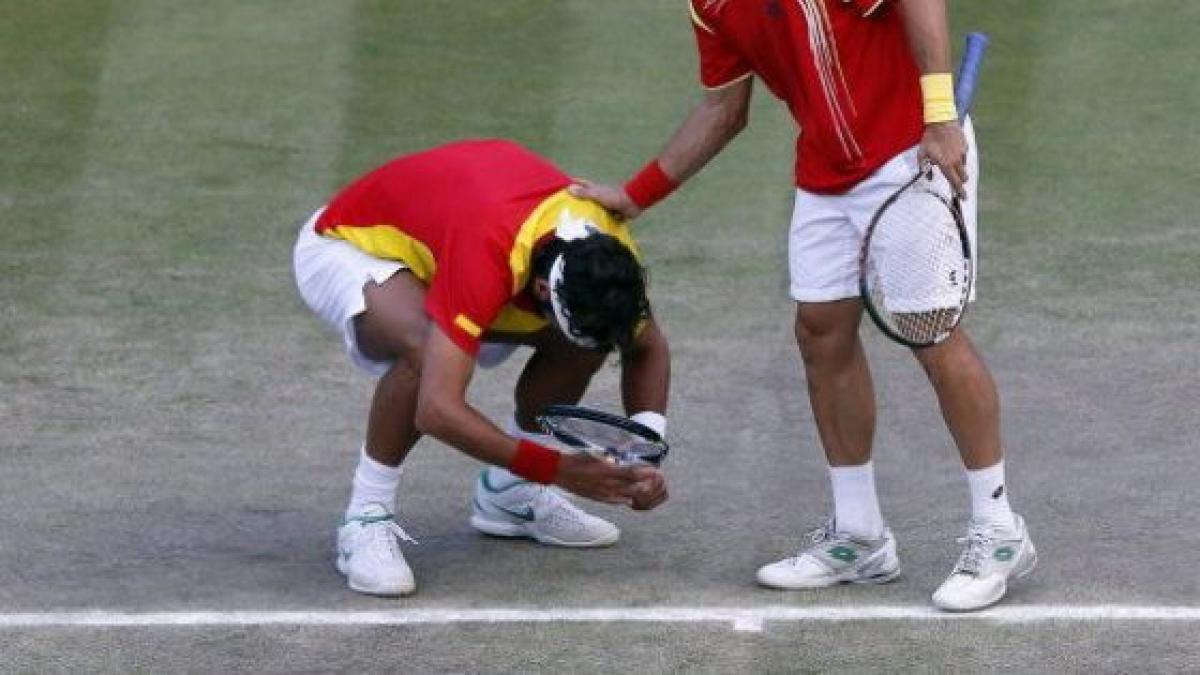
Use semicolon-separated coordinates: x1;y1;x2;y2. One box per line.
554;417;643;448
864;186;970;345
540;414;668;466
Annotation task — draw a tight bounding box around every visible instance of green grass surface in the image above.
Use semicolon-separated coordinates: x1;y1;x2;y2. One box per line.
2;2;1198;671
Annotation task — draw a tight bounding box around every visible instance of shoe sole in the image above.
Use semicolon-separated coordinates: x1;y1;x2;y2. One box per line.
335;556;416;597
469;513;619;548
758;565;902;590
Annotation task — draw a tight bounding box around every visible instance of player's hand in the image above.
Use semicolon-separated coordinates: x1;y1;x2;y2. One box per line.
567;179;643;221
554;452;645;506
628;465;668;511
918;122;968;199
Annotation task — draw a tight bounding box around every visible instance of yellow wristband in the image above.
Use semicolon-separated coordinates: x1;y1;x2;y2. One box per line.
919;73;958;124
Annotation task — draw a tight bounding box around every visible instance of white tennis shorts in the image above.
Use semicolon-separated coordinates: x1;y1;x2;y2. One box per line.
789;118;979;303
292;209;521;378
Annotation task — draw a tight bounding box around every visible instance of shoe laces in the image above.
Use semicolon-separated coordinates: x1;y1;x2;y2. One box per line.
355;513;418;550
791;519;838;559
805;522;833;545
952;523;993;576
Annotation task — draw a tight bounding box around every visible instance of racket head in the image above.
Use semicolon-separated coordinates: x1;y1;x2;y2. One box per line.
859;169;973;349
536;404;669;467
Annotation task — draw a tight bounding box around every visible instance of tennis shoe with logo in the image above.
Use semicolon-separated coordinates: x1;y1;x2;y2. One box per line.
335;503;417;597
932;514;1037;612
756;520;901;589
469;468;620;547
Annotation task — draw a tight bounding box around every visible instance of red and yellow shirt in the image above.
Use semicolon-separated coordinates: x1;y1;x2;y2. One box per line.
690;0;923;194
315;139;640;356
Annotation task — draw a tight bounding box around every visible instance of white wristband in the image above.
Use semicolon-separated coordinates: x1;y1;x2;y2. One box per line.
630;411;667;438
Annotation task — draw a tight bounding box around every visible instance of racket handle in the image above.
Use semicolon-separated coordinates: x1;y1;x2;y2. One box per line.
955;32;989;120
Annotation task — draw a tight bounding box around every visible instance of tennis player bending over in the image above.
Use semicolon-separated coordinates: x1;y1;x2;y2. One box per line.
572;0;1034;611
293;139;669;597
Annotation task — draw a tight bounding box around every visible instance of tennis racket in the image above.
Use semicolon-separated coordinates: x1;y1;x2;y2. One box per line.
859;32;989;348
536;405;669;467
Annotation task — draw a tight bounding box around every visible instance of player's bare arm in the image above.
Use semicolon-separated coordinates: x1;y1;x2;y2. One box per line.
415;324;654;507
618;318;671;509
898;0;969;196
620;318;670;419
570;77;753;220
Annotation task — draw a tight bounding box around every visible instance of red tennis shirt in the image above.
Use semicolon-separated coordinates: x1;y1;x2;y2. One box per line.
689;0;923;193
314;139;639;356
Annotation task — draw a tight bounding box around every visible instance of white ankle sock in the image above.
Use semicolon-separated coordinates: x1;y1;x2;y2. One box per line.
829;462;885;539
346;445;402;518
966;460;1017;531
483;465;525;488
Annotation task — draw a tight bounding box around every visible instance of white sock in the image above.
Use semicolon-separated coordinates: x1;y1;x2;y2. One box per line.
966;460;1017;531
345;445;402;518
829;462;885;539
483;465;527;489
490;416;549;488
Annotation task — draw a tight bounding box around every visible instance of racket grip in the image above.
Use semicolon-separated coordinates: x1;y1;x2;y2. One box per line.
955;32;989;119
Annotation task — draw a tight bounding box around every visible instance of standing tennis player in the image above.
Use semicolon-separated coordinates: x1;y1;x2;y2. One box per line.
572;0;1034;611
294;139;669;597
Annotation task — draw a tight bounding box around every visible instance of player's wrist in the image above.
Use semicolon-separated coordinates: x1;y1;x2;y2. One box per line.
623;160;678;210
509;439;561;484
919;73;958;125
630;411;667;438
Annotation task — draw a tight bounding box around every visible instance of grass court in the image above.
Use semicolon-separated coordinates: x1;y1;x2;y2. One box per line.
2;1;1198;671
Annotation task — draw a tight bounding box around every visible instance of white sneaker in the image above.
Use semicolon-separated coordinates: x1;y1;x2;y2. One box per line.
335;503;417;597
469;469;620;547
757;520;901;589
932;514;1037;612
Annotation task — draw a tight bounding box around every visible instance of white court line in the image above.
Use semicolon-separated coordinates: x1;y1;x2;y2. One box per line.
4;605;1200;632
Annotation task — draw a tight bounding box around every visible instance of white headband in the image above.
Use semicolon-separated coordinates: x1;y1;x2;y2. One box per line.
547;253;599;350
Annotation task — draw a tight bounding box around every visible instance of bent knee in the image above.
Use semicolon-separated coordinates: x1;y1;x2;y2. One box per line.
357;275;431;364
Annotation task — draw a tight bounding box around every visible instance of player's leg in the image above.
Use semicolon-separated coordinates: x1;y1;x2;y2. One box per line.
795;299;876;471
912;330;1002;471
918;119;1036;610
512;327;609;430
293;215;423;596
326;273;432;597
916;331;1035;610
355;271;431;469
756;192;898;590
470;326;620;547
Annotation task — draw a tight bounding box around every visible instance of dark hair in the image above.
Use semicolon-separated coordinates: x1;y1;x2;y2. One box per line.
532;234;649;351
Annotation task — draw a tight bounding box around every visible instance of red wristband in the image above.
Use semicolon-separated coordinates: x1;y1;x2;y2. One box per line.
623;160;678;210
509;440;561;485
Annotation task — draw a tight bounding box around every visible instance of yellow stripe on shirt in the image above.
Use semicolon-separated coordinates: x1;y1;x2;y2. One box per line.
489;304;548;335
322;224;437;282
507;189;642;295
454;314;482;338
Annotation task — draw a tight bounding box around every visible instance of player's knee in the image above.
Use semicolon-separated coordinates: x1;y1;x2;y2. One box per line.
915;332;990;383
358;273;430;361
795;309;849;354
355;309;429;364
562;347;609;375
413;392;448;437
387;349;423;382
